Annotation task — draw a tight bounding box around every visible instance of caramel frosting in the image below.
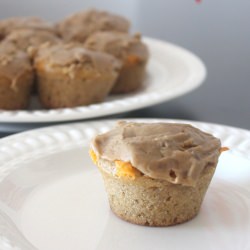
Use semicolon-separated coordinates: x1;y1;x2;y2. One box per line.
57;9;130;42
84;31;149;62
0;17;55;37
91;122;221;186
0;42;33;90
34;43;121;77
4;29;61;52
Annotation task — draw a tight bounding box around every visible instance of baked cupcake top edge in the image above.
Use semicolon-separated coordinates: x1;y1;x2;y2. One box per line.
91;121;222;186
4;29;61;52
34;43;122;74
56;9;130;42
0;42;33;90
0;16;56;37
84;31;149;62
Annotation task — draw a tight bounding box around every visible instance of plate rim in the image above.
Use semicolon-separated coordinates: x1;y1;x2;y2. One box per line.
0;37;206;123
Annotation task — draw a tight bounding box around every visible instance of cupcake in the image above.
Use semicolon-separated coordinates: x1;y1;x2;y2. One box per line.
0;42;34;110
34;43;121;109
0;16;56;38
4;29;61;54
57;9;130;43
85;32;149;94
90;121;222;226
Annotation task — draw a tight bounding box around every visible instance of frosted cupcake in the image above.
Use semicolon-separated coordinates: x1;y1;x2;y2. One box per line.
57;9;130;43
90;121;222;226
4;29;61;54
34;43;121;109
0;42;34;110
85;32;149;93
0;16;56;38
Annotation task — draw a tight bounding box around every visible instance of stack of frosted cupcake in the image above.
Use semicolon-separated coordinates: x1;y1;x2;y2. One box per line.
0;9;149;110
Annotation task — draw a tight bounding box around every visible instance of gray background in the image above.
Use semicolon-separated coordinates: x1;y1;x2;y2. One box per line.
0;0;249;132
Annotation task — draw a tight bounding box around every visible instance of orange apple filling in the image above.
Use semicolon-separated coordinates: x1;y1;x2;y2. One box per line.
114;160;142;179
126;55;140;65
220;147;229;153
89;149;142;179
89;149;98;164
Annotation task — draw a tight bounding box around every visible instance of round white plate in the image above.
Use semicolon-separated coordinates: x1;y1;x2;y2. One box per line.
0;37;206;124
0;119;249;250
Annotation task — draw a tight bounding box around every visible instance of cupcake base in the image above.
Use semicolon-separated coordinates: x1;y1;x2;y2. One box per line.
0;73;33;110
111;62;146;94
98;160;215;227
37;71;116;109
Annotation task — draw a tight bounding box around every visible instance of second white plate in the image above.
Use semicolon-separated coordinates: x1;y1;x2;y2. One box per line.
0;119;250;250
0;37;206;123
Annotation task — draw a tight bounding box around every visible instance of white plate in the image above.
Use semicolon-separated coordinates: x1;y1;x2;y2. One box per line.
0;37;206;124
0;119;249;250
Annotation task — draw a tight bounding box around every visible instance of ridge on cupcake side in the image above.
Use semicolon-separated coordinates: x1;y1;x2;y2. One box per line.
84;32;149;94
